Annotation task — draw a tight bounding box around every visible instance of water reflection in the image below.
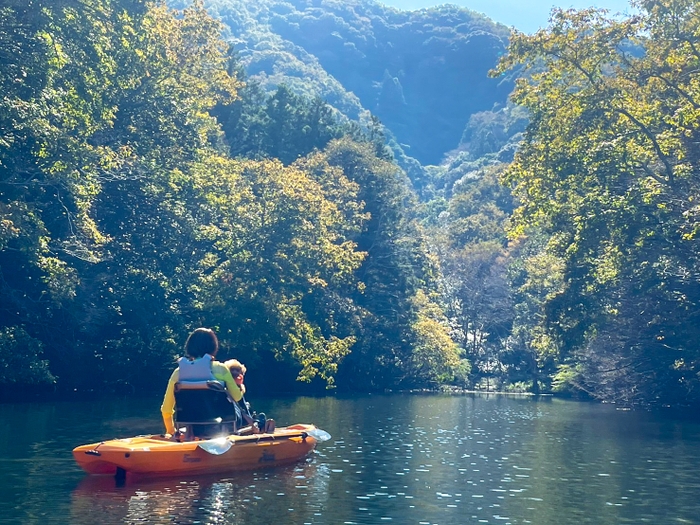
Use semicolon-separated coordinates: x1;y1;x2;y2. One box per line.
308;394;700;524
4;393;700;524
71;459;322;524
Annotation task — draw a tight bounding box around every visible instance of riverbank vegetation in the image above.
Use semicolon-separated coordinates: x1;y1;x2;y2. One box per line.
0;0;462;394
2;0;700;408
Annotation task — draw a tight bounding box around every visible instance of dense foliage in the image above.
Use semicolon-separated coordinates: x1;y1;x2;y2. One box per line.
491;0;700;405
5;0;700;409
419;0;700;406
0;0;460;394
178;0;513;173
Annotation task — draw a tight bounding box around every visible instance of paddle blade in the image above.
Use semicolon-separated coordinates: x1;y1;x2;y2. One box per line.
197;437;233;455
307;428;331;442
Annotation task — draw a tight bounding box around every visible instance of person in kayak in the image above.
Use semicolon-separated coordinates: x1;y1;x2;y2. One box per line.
160;327;243;436
226;358;275;433
226;359;247;394
225;359;252;423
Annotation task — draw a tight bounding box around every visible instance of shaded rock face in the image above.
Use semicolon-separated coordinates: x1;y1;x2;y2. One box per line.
202;0;514;166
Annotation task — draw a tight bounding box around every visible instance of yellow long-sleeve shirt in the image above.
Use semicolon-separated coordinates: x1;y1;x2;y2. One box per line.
160;361;243;434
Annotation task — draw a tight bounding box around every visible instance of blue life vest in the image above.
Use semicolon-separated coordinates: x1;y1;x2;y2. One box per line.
177;354;215;382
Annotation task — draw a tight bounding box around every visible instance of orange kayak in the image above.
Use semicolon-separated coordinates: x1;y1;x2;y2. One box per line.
73;424;329;478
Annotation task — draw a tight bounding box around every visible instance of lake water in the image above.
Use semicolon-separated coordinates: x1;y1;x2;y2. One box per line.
1;392;700;524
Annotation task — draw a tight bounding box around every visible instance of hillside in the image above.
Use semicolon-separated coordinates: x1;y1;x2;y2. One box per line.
183;0;514;167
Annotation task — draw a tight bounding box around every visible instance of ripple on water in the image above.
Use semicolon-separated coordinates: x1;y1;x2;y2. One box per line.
4;394;700;524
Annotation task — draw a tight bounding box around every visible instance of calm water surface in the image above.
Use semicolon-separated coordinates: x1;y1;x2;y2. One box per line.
1;393;700;524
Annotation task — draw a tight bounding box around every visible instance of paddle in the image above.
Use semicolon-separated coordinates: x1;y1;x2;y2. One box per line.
197;428;332;455
306;428;332;442
197;437;232;455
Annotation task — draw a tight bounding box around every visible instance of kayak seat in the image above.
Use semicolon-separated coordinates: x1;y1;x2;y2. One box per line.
174;380;242;440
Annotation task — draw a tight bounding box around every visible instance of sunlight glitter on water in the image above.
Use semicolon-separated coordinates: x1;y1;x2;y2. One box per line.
4;393;700;524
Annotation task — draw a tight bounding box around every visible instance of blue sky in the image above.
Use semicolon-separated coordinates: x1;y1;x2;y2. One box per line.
380;0;636;33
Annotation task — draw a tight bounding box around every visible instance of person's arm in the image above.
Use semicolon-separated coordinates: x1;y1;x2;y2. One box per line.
160;368;179;435
213;363;243;402
234;374;246;395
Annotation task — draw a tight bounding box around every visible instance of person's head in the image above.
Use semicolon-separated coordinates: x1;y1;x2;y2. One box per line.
225;359;247;380
184;328;219;359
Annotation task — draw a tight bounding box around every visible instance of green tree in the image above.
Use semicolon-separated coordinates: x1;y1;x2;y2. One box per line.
440;241;512;389
0;327;54;385
0;0;150;385
0;0;242;388
216;83;346;164
495;0;700;405
0;0;468;393
322;138;450;388
504;234;565;395
408;290;467;386
71;0;243;388
186;155;364;385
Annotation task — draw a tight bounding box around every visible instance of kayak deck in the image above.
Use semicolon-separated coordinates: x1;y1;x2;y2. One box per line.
73;424;319;477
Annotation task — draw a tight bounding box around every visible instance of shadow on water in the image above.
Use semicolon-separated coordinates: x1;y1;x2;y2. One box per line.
70;459;324;524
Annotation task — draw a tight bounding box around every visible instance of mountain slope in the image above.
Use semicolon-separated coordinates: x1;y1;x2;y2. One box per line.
194;0;513;166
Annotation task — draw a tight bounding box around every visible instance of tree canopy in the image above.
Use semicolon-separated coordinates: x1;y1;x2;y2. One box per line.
493;0;700;405
0;0;461;394
5;0;700;408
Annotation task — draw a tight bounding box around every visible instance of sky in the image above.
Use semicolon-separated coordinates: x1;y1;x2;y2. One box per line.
380;0;636;34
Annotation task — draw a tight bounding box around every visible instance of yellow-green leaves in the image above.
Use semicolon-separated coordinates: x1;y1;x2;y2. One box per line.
497;0;700;404
185;152;365;385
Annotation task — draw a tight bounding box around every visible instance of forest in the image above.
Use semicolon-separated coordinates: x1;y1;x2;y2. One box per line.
2;0;700;408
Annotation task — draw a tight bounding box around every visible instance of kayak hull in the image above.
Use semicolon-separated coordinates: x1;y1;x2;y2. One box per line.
73;424;318;477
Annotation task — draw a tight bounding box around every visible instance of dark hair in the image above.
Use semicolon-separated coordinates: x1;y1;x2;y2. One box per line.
185;328;219;358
